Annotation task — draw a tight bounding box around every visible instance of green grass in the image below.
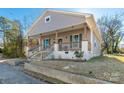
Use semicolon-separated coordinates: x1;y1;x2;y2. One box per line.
88;56;108;63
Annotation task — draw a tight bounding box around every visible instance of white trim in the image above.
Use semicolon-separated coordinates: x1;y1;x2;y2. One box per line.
27;10;48;35
90;30;93;54
38;38;41;51
54;44;59;51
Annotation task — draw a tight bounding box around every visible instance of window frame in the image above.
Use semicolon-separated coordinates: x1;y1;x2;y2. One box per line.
45;16;51;23
43;38;50;49
72;34;80;43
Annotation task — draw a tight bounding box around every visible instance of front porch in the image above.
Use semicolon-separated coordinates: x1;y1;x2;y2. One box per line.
27;23;93;60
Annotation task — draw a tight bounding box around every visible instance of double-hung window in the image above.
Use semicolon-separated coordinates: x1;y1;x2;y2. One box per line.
72;35;79;43
70;34;80;48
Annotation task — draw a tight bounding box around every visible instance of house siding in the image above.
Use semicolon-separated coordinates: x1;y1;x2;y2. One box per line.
92;32;101;56
28;11;85;36
27;10;102;60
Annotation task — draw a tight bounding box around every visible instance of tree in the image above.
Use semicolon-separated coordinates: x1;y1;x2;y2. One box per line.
0;16;25;58
97;14;124;54
14;20;24;57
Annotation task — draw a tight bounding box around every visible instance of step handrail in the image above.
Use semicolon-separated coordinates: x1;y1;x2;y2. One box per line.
28;44;54;59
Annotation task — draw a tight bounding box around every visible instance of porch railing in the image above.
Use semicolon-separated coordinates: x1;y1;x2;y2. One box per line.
28;44;54;59
59;42;81;51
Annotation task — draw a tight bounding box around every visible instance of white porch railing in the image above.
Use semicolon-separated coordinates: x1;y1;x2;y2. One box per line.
59;42;81;51
28;42;83;60
28;44;54;60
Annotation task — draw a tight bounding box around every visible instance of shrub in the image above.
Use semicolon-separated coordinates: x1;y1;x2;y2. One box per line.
74;51;84;58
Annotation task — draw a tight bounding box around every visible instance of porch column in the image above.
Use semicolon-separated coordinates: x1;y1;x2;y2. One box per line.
82;25;88;59
38;36;41;51
84;26;87;40
54;32;58;51
90;30;93;54
82;41;88;59
55;32;58;44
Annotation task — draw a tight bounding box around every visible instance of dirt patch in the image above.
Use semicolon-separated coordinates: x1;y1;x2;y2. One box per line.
31;56;124;83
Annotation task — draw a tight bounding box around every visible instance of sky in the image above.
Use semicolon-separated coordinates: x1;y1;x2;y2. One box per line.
0;8;124;43
0;8;124;22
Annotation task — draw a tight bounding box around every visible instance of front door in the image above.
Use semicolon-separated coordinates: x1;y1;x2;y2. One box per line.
58;39;62;51
43;38;50;49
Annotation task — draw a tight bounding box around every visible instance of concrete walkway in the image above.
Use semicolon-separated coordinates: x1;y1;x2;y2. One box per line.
0;63;48;84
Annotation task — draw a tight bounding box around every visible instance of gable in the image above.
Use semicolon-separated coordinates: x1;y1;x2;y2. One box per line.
86;15;102;44
28;11;86;36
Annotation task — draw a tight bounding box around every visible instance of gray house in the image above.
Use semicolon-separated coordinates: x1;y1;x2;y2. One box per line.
26;10;102;60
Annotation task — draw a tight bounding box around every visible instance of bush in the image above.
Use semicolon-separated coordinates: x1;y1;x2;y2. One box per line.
74;51;84;58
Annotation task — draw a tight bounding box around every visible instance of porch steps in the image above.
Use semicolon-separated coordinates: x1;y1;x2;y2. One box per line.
24;62;113;84
28;49;54;62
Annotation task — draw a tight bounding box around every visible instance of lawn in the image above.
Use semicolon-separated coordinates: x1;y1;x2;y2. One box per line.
32;55;124;83
106;55;124;62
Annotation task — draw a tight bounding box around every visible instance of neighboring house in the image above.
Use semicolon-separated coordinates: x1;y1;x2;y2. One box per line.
119;43;124;53
119;44;124;49
27;10;102;60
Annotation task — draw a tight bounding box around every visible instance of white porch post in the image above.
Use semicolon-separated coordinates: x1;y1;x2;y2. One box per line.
38;37;41;51
82;41;88;52
54;32;58;51
82;41;88;59
54;44;58;51
81;25;88;59
90;30;93;55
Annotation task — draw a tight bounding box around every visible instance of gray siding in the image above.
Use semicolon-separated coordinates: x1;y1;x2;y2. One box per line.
28;11;85;36
92;32;101;56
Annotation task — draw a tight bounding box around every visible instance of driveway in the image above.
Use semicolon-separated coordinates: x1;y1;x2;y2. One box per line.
0;63;48;84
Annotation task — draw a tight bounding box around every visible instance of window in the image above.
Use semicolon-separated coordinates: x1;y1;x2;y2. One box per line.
72;35;79;42
70;34;80;48
43;38;50;49
94;41;97;48
45;16;51;23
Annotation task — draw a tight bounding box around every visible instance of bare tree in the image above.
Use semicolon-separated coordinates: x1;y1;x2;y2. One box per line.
97;14;124;54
